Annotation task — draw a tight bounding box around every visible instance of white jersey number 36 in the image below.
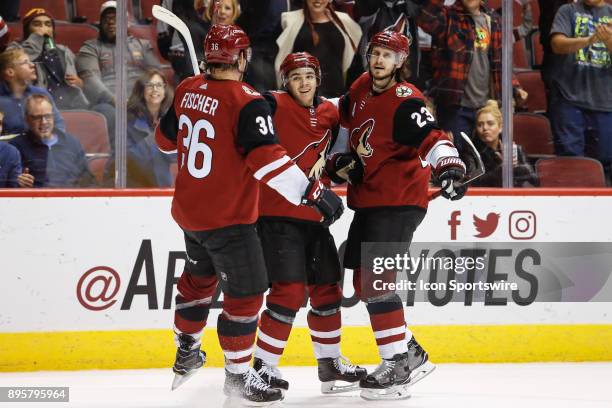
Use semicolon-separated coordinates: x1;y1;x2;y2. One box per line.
179;114;215;179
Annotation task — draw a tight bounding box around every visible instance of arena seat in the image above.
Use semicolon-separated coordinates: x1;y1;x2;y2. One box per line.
515;70;547;113
62;110;110;183
140;0;159;22
54;22;99;54
513;113;554;159
530;30;544;68
536;157;606;187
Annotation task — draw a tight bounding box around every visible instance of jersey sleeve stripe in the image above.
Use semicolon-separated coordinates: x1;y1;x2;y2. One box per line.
425;140;458;167
155;124;178;153
266;165;310;206
253;155;291;180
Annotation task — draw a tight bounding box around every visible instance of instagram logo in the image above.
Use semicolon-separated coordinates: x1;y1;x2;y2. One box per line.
509;211;537;240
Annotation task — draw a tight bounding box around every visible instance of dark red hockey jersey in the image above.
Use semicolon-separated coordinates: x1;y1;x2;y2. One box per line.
155;76;309;231
259;92;339;223
340;72;453;210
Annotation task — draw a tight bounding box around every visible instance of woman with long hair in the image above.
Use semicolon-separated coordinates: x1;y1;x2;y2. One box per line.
125;69;176;187
275;0;361;97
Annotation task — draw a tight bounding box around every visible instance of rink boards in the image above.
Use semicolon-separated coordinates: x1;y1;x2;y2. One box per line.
1;188;612;371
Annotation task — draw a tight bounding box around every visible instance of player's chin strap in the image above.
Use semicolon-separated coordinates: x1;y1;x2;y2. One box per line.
428;132;485;201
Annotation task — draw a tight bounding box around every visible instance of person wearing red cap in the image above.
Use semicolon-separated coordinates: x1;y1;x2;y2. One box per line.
251;52;366;396
157;25;343;405
13;8;88;110
327;30;467;400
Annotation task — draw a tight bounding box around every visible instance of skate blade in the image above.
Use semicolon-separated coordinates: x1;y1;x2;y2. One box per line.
171;370;197;390
406;360;436;388
360;384;411;401
321;380;360;394
223;396;283;407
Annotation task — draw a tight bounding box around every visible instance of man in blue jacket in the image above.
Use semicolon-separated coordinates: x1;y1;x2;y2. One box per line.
10;94;94;188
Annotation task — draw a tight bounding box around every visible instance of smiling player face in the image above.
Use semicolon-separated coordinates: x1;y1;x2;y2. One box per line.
286;67;318;107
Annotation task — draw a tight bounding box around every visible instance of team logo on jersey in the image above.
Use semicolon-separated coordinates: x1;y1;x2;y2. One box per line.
292;130;332;180
199;83;208;90
242;85;260;96
351;118;375;161
396;85;413;98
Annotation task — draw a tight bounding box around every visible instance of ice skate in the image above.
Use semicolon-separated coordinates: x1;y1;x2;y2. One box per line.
318;355;367;394
223;367;283;406
359;353;412;401
171;334;206;390
253;357;289;395
405;336;436;387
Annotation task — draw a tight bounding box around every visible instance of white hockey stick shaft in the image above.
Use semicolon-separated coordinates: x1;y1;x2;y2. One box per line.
152;5;200;76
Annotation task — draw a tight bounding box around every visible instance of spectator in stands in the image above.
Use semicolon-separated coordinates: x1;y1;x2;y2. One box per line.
124;68;175;187
77;0;160;147
549;0;612;169
12;8;89;110
347;0;422;87
0;48;65;135
10;94;95;188
238;0;290;92
0;15;10;52
538;0;573;91
276;0;362;97
203;0;241;25
418;0;502;153
463;100;537;187
0;109;25;188
157;0;210;81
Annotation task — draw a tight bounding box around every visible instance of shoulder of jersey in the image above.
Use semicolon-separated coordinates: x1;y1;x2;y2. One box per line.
394;82;425;100
176;74;205;92
240;83;262;98
349;72;372;93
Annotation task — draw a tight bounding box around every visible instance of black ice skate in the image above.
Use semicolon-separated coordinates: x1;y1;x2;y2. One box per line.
317;356;367;394
171;334;206;390
223;367;283;406
253;357;289;395
405;336;436;387
359;353;411;401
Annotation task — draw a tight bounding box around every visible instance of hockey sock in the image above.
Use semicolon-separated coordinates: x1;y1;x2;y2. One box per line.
308;283;342;359
254;282;304;367
173;273;217;346
218;294;263;374
366;294;408;359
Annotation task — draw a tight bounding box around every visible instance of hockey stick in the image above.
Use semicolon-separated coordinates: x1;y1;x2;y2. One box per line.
428;132;485;201
152;5;200;76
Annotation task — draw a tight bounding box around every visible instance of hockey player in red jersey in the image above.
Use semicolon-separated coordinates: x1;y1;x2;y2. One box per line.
326;30;468;400
155;25;343;405
251;52;367;396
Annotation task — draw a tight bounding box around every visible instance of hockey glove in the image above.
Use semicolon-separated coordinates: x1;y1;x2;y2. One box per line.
434;156;467;201
302;179;344;227
325;152;364;185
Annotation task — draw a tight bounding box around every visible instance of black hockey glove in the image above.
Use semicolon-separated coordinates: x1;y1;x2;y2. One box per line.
325;151;364;185
302;179;344;227
434;156;467;201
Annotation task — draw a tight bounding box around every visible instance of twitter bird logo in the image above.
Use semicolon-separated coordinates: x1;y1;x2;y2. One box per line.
473;213;500;238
